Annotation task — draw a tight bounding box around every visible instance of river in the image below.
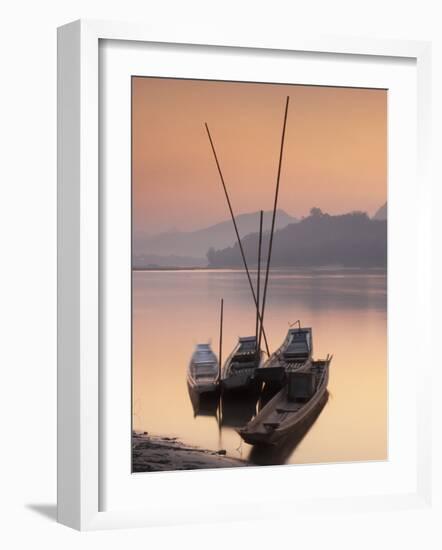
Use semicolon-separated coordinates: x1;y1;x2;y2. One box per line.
132;267;387;466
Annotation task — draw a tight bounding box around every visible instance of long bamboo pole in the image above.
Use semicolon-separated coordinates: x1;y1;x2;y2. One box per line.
218;298;224;384
218;297;224;432
205;123;270;356
255;211;263;355
258;96;290;352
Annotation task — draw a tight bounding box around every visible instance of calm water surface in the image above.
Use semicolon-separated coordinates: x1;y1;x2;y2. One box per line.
132;268;387;466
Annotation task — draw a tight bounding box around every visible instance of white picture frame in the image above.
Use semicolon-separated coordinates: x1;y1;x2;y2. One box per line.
57;19;433;531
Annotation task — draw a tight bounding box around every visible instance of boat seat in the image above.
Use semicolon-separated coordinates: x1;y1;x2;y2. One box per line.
276;406;300;413
283;336;309;360
283;353;309;361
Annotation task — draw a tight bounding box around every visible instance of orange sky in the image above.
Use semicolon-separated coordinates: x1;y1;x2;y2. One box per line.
132;77;387;234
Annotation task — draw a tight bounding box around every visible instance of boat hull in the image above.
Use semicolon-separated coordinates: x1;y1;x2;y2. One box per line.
238;358;331;446
240;385;327;446
187;343;220;401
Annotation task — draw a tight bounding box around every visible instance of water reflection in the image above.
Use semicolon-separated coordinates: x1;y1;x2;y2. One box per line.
187;385;259;431
220;393;259;429
187;385;220;418
133;268;387;465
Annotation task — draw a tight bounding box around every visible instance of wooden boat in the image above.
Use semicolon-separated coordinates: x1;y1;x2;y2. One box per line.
221;336;263;394
238;355;332;446
187;344;219;398
255;327;313;391
248;392;329;465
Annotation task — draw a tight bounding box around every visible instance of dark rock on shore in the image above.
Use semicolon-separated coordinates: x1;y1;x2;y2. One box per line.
132;432;250;472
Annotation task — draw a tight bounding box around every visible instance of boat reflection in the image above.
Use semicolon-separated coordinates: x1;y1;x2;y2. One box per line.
220;393;259;428
187;384;220;418
187;384;259;428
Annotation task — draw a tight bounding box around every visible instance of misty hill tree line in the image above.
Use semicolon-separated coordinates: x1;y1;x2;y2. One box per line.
206;208;387;268
133;209;297;259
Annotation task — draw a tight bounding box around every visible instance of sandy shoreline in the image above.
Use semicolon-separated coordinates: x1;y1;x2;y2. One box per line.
132;432;250;472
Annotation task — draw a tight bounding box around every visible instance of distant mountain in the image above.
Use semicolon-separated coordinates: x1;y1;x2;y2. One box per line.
373;202;387;221
133;210;297;261
207;209;387;268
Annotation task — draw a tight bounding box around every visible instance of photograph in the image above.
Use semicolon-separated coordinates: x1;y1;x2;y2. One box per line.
131;76;387;473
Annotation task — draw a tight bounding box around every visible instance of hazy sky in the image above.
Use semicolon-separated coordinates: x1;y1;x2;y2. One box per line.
132;77;387;235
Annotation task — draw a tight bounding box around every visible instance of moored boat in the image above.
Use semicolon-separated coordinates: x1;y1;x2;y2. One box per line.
255;326;313;392
187;343;219;398
221;336;263;394
238;355;332;446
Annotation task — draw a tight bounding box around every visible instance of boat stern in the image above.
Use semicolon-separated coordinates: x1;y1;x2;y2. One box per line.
237;427;279;446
